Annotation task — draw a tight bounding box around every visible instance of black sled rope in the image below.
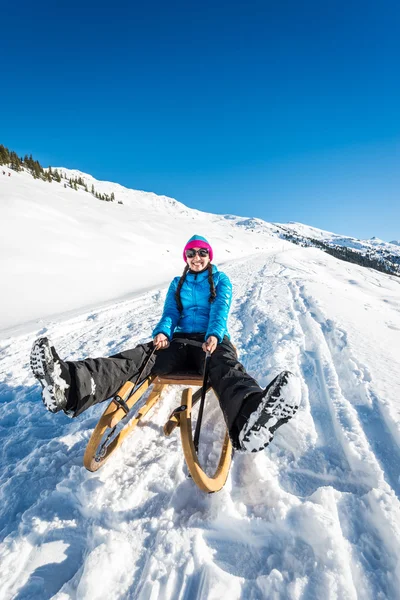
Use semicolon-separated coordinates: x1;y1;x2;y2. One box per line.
170;337;212;452
194;352;211;453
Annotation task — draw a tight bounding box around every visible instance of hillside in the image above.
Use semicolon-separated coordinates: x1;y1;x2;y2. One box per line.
274;222;400;277
0;166;279;332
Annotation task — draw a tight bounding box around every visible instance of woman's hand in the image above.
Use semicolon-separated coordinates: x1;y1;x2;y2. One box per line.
202;336;218;354
153;333;170;350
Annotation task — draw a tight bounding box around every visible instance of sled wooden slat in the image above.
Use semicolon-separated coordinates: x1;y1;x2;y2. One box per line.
163;383;212;437
179;387;232;493
83;375;158;471
158;373;204;436
109;381;136;427
156;373;203;437
163;412;180;436
155;373;203;386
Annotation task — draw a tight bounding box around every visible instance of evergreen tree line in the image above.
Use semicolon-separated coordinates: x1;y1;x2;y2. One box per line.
0;144;23;172
65;175;116;202
0;143;120;203
278;229;400;278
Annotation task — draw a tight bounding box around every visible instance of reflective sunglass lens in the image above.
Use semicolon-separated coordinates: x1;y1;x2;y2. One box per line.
185;248;209;258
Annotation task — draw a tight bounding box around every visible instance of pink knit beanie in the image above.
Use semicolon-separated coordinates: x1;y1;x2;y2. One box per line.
183;235;213;262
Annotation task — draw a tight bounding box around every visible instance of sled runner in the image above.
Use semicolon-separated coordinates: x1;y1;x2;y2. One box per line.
83;348;233;493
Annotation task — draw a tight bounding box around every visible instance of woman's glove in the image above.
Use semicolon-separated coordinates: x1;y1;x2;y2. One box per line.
153;333;170;350
202;335;218;354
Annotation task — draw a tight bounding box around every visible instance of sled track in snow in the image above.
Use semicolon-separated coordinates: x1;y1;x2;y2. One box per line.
286;279;400;599
291;281;400;499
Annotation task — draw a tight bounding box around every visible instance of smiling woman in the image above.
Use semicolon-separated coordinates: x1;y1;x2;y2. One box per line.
30;234;301;453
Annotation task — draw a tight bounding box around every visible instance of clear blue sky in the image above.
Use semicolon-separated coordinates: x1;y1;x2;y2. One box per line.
2;0;399;241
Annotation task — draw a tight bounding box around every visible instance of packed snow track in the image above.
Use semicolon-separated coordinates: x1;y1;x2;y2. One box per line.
1;248;399;600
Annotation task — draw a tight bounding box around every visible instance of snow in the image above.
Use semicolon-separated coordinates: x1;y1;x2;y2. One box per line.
0;167;277;333
278;221;400;258
1;167;400;598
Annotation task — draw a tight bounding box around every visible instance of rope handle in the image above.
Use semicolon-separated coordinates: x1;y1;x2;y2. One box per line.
169;338;212;451
194;352;211;452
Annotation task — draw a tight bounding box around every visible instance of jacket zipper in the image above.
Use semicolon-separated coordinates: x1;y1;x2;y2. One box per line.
193;273;197;329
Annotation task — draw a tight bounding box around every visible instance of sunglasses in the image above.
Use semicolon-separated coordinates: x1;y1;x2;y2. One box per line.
185;248;209;258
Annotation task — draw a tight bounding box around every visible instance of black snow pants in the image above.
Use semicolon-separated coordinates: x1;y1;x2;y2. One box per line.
66;333;262;435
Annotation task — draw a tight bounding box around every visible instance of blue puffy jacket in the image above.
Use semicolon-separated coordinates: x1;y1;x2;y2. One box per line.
152;265;232;343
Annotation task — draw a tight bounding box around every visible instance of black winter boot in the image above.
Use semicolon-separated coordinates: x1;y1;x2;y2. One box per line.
235;371;301;453
30;337;71;414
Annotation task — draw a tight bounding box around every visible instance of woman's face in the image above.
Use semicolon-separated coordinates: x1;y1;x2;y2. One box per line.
186;248;210;272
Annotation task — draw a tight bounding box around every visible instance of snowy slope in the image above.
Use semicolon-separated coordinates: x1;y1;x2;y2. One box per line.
1;166;400;599
0;167;277;332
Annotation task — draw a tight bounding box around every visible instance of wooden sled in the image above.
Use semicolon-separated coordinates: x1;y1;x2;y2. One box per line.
83;372;233;493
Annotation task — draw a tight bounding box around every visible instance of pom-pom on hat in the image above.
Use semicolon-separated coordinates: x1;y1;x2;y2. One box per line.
183;235;213;262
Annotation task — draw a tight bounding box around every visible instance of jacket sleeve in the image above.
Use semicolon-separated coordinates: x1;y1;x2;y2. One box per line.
206;272;232;343
152;279;180;340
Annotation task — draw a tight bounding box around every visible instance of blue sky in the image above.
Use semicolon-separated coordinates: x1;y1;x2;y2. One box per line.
1;0;399;240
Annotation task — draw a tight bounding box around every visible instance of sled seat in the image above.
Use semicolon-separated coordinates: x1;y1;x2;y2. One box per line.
155;371;203;386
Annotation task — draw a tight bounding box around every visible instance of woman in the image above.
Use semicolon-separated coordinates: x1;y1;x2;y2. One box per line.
30;235;300;452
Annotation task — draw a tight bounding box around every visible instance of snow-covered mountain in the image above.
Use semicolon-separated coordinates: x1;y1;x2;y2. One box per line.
280;222;400;253
274;222;400;277
1;164;400;599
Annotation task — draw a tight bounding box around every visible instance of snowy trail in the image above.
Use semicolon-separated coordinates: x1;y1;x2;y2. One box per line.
1;249;400;599
284;280;400;599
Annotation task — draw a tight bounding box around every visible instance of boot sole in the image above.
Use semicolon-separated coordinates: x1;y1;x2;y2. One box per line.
30;338;67;413
239;371;300;452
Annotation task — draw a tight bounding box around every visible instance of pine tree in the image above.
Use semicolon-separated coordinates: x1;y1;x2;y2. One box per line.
0;145;10;165
111;192;115;201
9;151;22;171
25;154;35;174
36;160;44;176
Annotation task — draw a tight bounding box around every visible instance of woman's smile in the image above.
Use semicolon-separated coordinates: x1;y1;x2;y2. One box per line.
187;249;210;272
